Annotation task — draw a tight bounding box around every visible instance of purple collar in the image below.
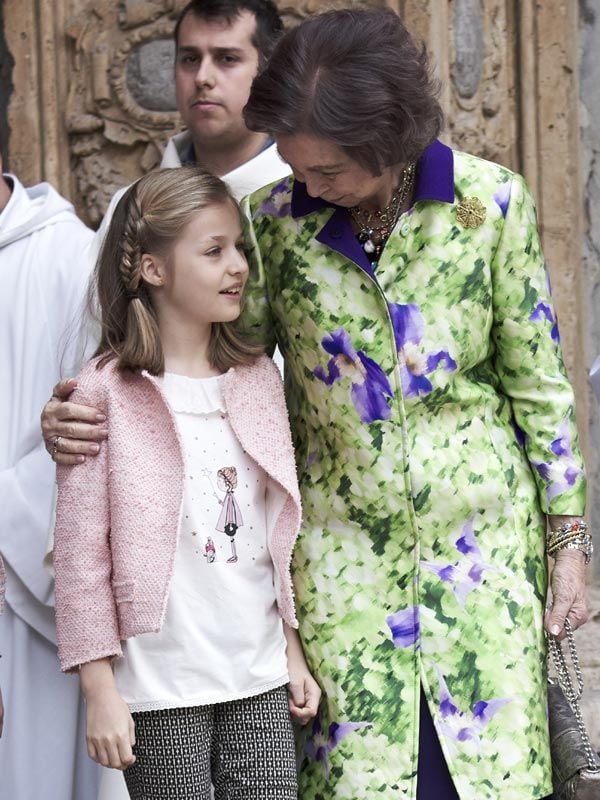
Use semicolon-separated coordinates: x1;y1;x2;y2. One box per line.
291;139;454;218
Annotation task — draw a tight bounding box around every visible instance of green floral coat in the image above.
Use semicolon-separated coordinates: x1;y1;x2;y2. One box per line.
240;141;586;800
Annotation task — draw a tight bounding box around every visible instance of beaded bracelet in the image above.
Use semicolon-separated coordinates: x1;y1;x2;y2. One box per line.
547;527;588;550
546;520;593;564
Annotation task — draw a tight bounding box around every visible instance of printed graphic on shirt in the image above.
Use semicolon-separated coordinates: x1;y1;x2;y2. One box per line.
215;466;244;564
203;537;217;563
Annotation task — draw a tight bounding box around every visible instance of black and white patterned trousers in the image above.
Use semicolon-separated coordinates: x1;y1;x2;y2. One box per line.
124;686;297;799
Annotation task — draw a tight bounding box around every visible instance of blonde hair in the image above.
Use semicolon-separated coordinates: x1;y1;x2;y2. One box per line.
93;166;263;374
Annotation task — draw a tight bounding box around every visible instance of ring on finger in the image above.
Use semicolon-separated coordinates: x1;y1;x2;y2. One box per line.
51;435;62;456
45;434;58;455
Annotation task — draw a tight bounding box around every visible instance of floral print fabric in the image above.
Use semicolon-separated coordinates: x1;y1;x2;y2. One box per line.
240;144;586;800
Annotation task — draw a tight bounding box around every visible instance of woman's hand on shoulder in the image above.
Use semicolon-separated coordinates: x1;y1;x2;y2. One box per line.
80;658;136;770
41;378;108;466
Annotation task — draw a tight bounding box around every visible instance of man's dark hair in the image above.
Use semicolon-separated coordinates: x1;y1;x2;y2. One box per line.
244;8;444;175
174;0;283;67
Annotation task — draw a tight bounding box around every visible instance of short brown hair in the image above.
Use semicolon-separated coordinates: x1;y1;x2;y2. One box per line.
174;0;283;67
93;167;262;375
244;8;444;175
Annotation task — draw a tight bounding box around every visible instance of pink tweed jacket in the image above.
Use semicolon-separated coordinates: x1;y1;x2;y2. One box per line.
54;354;302;673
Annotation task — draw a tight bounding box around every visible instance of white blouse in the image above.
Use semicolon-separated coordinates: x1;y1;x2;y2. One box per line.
113;372;288;712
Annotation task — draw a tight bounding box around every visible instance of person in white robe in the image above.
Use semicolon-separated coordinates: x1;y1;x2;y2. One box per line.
0;158;100;800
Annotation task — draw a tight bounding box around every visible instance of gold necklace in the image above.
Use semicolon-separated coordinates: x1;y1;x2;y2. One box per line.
350;162;416;262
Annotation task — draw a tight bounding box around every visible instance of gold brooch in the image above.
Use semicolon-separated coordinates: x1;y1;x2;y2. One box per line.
456;197;486;228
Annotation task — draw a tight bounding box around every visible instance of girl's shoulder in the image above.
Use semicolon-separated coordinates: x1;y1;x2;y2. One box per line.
228;354;283;393
224;355;290;430
70;355;143;408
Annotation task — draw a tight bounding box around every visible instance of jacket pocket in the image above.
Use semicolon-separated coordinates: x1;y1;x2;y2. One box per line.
112;579;135;604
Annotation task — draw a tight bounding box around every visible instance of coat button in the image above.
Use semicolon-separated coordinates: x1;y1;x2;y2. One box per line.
330;227;343;239
400;222;411;237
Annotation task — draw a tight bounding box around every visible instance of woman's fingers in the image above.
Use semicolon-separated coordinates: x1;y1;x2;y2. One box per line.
44;428;106;465
51;378;78;401
564;598;589;631
52;453;87;466
545;549;589;638
50;430;103;453
54;400;106;425
41;389;107;463
42;406;108;464
45;415;108;443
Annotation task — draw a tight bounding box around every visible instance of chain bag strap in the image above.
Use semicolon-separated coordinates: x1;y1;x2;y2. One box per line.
547;619;600;800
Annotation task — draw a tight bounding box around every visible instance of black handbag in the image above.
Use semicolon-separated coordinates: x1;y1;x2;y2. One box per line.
547;619;600;799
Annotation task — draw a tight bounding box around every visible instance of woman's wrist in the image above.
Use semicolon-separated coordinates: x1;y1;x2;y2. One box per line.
547;514;583;527
553;547;587;564
546;515;592;564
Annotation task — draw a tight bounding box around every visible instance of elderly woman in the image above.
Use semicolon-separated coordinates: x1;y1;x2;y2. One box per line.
43;9;591;800
238;9;590;800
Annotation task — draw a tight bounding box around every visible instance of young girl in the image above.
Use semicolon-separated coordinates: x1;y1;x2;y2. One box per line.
53;167;320;799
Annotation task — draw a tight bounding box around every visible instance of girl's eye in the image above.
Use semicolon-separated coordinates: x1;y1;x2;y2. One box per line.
236;242;247;252
206;247;222;257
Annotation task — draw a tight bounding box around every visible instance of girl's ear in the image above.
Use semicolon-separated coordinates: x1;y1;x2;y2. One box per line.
140;253;165;287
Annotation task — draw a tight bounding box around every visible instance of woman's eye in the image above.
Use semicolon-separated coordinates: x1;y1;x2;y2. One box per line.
236;242;247;252
206;247;222;257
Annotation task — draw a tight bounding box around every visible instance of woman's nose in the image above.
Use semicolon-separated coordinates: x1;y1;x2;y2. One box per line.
305;175;326;198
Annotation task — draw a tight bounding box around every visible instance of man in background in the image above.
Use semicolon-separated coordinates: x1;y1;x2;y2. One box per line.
165;0;289;196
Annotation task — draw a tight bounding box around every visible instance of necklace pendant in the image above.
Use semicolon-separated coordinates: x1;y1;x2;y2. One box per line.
363;238;376;255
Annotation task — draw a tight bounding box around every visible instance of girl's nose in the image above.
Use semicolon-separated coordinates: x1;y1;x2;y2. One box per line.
229;248;249;275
